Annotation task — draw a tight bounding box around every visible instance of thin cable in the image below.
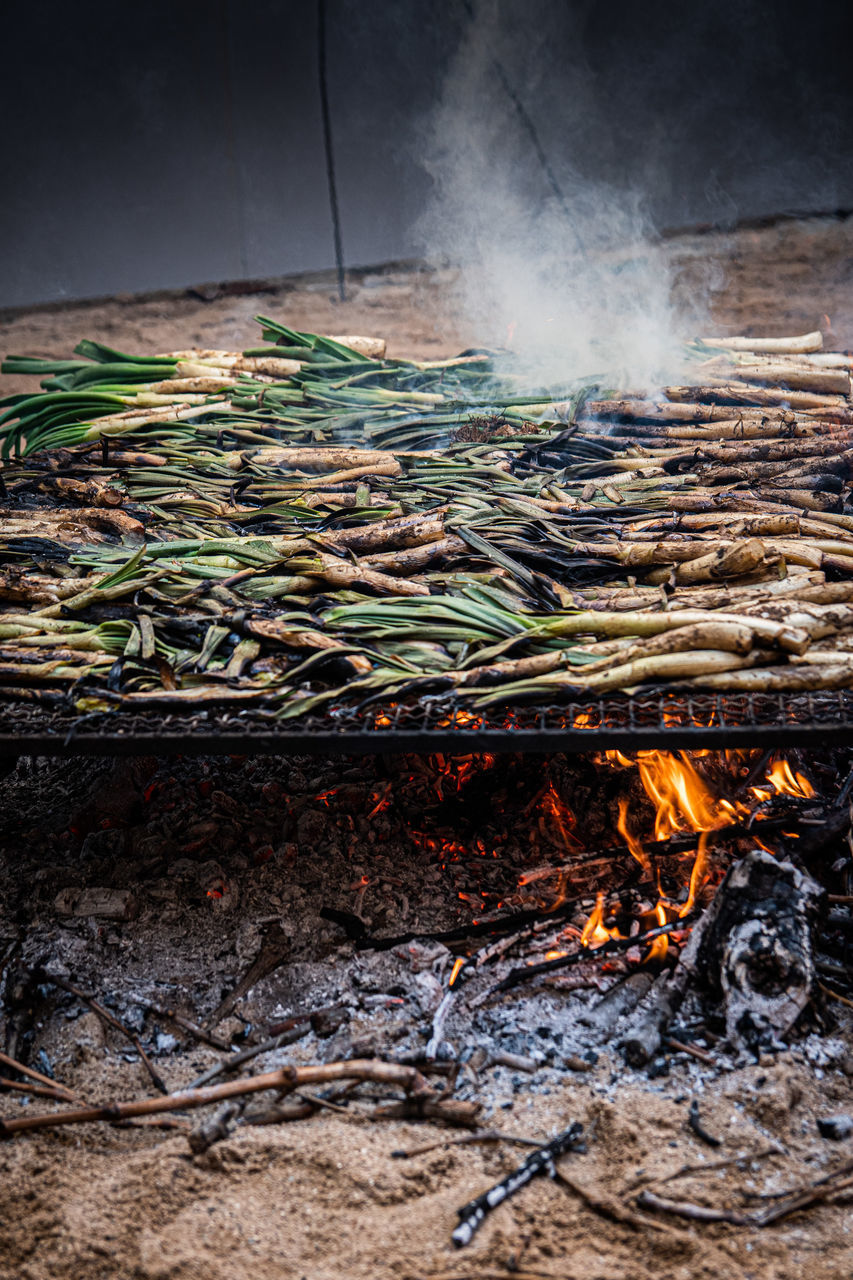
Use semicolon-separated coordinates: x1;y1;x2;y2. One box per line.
318;0;347;301
218;0;249;278
461;0;585;257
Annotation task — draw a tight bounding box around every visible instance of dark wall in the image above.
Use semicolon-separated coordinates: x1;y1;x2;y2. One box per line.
1;0;851;307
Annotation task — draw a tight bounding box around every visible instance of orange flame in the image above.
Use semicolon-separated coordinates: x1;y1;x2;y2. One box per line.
636;751;748;840
645;901;670;963
449;957;466;986
764;758;815;799
580;893;620;949
679;831;709;918
617;796;651;873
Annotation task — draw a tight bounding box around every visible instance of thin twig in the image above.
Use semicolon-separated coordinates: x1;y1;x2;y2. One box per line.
819;981;853;1010
0;1048;78;1102
665;1036;715;1064
0;1077;77;1103
35;969;167;1094
184;1025;311;1092
638;1173;853;1226
0;1058;434;1138
626;1144;784;1192
743;1157;853;1201
292;1090;351;1115
391;1129;542;1159
554;1168;676;1234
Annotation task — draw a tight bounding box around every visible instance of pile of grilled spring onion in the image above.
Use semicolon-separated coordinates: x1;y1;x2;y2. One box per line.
2;321;853;718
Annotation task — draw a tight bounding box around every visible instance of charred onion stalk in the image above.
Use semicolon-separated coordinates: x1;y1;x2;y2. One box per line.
3;324;853;710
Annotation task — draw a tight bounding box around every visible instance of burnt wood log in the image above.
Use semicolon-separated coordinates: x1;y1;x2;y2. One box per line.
621;850;823;1064
699;851;823;1053
578;970;654;1039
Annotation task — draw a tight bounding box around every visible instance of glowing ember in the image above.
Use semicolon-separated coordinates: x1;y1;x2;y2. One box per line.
540;783;581;851
449;956;466;986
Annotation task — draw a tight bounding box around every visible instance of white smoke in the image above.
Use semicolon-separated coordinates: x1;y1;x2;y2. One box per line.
416;0;703;391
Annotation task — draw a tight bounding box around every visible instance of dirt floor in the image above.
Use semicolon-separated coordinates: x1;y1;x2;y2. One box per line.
1;216;853;1280
1;213;852;396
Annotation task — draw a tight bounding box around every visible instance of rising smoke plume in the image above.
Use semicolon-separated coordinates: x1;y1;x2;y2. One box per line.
416;0;703;390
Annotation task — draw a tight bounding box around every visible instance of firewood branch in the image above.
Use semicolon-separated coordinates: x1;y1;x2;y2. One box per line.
0;1058;434;1139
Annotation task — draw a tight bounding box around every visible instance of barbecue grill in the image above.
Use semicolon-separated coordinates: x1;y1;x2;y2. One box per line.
4;689;853;757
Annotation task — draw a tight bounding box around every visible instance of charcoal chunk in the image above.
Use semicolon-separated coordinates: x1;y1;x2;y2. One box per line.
817;1114;853;1141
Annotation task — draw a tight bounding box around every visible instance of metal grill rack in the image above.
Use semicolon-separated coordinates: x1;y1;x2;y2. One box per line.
3;689;853;756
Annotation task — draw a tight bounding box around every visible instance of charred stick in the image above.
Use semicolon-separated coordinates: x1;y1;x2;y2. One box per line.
323;897;587;951
578;971;655;1037
638;1170;853;1227
32;969;168;1094
452;1122;585;1247
620;925;710;1067
480;920;686;1001
687;1099;722;1147
637;1189;755;1226
144;1003;231;1052
426;987;456;1061
265;1002;348;1037
184;1025;312;1091
204;922;291;1028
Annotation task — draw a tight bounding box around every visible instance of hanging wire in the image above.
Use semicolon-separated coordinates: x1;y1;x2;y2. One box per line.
217;0;249;278
317;0;347;301
462;0;586;257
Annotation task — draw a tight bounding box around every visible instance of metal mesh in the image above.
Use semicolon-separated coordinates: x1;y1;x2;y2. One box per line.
3;690;853;756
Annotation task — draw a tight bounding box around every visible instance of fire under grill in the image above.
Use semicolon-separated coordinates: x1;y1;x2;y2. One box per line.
4;688;853;756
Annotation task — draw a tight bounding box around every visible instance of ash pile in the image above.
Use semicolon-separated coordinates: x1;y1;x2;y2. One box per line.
1;746;851;1145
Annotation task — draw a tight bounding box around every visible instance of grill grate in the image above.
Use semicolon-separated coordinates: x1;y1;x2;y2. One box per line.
3;690;853;756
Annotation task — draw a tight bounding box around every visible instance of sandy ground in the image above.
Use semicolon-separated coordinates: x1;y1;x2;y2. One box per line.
1;214;852;394
2;215;853;1279
1;1059;852;1280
